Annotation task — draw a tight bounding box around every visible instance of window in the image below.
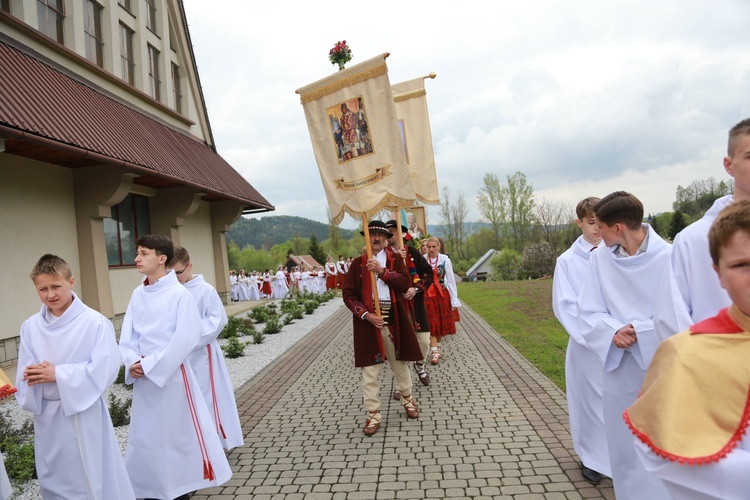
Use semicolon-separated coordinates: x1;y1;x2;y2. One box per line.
145;0;156;33
171;62;181;113
37;0;65;44
83;0;103;67
117;0;130;11
105;194;150;266
119;23;134;84
1;0;10;13
147;44;160;100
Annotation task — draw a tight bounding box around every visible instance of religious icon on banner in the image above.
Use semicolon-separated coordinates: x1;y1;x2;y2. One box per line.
328;96;373;163
398;119;410;164
406;206;426;239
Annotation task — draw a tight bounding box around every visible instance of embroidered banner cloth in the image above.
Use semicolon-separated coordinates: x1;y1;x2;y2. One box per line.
296;53;416;224
392;76;440;205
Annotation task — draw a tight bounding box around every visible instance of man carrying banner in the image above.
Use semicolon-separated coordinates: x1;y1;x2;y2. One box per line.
342;220;424;436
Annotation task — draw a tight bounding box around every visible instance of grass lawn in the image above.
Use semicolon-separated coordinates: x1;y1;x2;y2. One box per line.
457;279;569;390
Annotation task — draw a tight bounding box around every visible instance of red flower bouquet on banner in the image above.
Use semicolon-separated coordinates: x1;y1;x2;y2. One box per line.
329;40;353;70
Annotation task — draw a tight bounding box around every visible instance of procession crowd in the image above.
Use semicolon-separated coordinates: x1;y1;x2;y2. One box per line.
4;119;750;499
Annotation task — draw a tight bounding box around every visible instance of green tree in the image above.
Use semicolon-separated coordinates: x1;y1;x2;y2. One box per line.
522;241;555;279
489;248;522;281
668;209;688;240
533;198;571;255
308;234;327;264
439;186;468;259
476;172;505;248
326;208;344;255
673;176;733;219
504;171;535;251
647;213;662;238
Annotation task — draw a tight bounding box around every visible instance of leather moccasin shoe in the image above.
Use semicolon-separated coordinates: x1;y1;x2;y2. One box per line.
580;464;602;485
403;397;419;419
363;411;381;436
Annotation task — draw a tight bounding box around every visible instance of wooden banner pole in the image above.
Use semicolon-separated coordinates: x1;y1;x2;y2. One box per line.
362;213;386;361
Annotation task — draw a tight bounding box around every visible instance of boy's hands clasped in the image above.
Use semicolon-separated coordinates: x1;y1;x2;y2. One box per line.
613;324;637;349
23;361;56;386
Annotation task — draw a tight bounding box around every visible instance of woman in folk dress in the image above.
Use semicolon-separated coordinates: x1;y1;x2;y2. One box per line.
423;237;461;364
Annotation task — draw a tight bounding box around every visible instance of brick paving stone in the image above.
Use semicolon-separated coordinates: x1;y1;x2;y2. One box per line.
189;304;613;498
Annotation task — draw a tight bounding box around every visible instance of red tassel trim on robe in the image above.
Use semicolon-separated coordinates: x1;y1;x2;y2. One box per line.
181;364;216;480
207;345;227;439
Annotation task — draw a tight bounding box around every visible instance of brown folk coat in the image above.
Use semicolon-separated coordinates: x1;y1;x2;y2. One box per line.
342;249;423;367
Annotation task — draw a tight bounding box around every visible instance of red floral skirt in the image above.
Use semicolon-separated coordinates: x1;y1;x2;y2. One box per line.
326;275;337;290
424;285;456;336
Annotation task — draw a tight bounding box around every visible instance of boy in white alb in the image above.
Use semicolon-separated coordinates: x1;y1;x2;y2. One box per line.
552;197;610;485
169;246;243;450
577;192;671;499
654;118;750;342
119;235;231;499
627;200;750;500
15;254;134;499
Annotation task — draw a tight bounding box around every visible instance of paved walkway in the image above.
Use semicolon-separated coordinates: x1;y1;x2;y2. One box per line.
192;304;615;499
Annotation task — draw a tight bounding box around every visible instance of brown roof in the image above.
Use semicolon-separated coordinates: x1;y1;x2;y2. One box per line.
285;255;324;269
0;39;273;210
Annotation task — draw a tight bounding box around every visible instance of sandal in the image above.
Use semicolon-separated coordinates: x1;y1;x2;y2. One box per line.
403;396;419;419
414;363;430;386
430;348;440;365
363;411;381;436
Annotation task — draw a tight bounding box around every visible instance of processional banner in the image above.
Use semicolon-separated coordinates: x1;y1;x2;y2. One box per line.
296;53;416;225
392;76;440;205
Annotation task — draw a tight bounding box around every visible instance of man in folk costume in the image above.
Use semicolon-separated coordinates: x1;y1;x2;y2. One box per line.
342;220;423;436
384;219;433;398
577;192;671;499
626;200;750;500
551;197;610;485
119;235;231;499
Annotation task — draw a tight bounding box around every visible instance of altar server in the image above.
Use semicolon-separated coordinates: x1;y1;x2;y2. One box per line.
654;118;750;342
627;199;750;500
577;192;671;499
15;254;135;499
169;246;243;451
119;235;231;499
552;197;610;485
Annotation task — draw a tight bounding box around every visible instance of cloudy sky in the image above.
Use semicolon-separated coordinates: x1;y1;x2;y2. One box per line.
184;0;750;230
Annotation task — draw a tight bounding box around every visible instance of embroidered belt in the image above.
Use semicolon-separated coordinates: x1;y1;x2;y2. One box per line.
380;300;392;324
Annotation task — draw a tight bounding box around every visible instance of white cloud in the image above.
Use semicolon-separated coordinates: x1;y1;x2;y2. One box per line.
183;0;750;228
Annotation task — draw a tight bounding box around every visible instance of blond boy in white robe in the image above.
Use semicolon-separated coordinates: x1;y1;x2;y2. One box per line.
15;254;134;499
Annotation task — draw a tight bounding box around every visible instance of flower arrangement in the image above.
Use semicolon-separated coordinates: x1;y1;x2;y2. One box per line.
329;40;352;70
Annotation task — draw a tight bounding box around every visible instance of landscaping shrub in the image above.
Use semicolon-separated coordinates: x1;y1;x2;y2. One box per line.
222;337;249;358
304;300;317;315
108;393;132;427
251;329;265;344
263;316;282;335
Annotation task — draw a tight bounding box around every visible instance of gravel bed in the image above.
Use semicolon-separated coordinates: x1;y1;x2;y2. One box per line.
1;297;344;499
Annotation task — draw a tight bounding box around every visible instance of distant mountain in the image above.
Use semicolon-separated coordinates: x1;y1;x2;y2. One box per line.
227;215;357;250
